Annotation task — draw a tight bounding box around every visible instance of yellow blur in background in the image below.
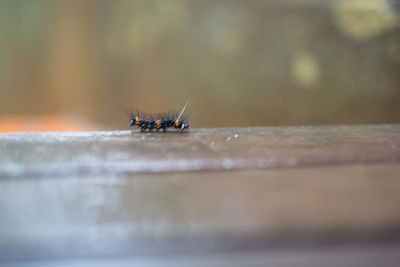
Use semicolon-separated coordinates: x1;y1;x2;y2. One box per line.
0;0;399;132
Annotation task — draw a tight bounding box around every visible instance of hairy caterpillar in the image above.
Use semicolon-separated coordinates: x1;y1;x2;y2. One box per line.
129;101;190;132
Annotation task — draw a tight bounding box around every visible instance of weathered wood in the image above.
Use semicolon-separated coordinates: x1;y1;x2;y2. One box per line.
1;125;400;265
1;125;400;177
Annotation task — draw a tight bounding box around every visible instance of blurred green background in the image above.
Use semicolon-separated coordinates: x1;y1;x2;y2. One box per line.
0;0;399;131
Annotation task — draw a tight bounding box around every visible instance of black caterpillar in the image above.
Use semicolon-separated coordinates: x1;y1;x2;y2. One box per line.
129;101;190;132
129;114;189;132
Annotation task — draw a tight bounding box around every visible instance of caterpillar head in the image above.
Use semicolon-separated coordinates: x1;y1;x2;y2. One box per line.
180;121;190;131
174;119;190;131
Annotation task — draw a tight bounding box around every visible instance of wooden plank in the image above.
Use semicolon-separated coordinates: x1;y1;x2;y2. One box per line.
1;125;400;265
1;164;400;265
1;125;399;178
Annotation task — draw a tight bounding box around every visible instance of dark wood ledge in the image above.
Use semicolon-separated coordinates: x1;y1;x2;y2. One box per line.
1;124;400;266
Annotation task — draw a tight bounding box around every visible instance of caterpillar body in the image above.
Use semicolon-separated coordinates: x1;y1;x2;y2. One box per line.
129;114;189;132
129;100;190;132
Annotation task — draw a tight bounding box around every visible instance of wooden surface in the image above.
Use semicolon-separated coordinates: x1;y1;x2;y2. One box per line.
1;125;400;266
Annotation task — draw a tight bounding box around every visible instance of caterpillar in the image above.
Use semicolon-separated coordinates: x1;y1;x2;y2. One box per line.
129;101;190;132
